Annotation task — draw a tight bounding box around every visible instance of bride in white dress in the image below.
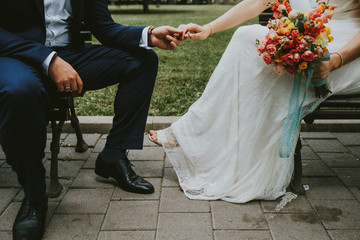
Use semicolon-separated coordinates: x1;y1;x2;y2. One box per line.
150;0;360;203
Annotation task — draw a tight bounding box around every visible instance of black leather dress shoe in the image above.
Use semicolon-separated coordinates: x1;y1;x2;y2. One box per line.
95;155;154;194
13;197;48;240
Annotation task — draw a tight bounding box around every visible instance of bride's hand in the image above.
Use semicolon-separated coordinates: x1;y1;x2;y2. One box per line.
178;23;212;41
312;53;342;82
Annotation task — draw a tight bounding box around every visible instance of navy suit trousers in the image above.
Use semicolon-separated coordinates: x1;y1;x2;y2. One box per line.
0;44;158;203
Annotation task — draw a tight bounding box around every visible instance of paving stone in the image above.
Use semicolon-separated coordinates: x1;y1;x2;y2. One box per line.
0;202;20;231
63;133;101;147
211;201;268;230
303;177;355;200
214;230;272;240
265;213;330;240
112;178;161;200
102;201;158;230
44;214;103;240
57;147;91;160
71;169;115;188
13;179;72;203
1;201;65;229
83;152;98;168
306;139;347;153
310;199;360;229
0;160;12;168
44;140;51;153
332;168;360;187
317;152;360;167
160;188;210;213
301;132;336;139
302;160;335;177
0;232;12;240
152;116;179;130
348;146;360;157
164;155;172;168
98;231;155;240
47;133;68;140
261;195;312;213
349;187;360;201
328;230;360;240
162;168;179;187
101;134;108;139
0;160;5;166
301;146;319;159
131;160;163;178
56;188;112;214
0;168;21;187
332;133;360;146
0;150;5;160
128;147;165;161
300;136;308;146
44;160;84;178
93;138;106;152
0;189;20;214
157;213;212;240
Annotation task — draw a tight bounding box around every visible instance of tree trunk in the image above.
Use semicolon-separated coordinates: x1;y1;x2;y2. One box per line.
143;0;149;13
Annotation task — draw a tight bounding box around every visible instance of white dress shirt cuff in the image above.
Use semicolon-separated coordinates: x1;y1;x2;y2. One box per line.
139;26;152;49
42;51;57;76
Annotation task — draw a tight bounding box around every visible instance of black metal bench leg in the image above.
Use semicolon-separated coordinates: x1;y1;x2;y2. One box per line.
70;102;88;153
48;120;64;198
290;137;306;195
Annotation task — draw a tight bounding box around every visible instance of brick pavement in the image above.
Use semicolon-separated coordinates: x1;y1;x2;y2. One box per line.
0;132;359;240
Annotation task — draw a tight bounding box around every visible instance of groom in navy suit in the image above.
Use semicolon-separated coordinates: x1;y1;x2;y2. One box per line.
0;0;181;239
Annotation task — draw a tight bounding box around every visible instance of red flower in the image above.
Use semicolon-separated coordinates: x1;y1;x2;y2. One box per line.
257;44;266;55
266;44;277;54
282;53;295;65
291;30;300;38
293;53;301;62
263;54;273;65
301;50;315;62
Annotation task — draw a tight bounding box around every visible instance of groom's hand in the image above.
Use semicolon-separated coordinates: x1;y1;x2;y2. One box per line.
149;26;182;50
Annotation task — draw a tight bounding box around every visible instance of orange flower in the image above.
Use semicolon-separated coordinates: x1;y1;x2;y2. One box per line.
329;5;338;11
327;12;335;19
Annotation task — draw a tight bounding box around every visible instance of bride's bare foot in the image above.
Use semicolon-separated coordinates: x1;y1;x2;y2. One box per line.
149;130;162;146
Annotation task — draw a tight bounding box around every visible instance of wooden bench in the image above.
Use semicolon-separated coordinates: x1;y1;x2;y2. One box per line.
47;24;91;198
259;10;360;195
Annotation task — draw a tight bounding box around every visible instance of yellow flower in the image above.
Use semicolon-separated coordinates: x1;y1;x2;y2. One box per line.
323;47;329;53
316;33;329;48
324;27;331;35
297;33;304;40
328;36;334;42
286;22;295;31
299;62;308;70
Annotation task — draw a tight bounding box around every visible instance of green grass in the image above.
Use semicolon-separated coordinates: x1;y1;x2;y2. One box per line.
75;4;258;116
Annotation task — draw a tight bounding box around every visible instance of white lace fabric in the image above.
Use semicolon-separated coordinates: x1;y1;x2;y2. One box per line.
158;0;360;203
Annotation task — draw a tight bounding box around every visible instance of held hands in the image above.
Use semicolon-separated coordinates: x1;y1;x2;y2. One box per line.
149;26;183;50
177;23;212;40
48;56;83;93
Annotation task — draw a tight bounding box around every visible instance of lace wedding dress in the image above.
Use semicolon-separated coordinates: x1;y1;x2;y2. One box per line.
158;0;360;203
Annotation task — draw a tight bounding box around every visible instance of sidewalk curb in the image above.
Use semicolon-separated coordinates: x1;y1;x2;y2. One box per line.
50;116;360;134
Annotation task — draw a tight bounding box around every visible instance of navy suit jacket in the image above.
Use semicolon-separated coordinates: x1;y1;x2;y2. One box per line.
0;0;145;70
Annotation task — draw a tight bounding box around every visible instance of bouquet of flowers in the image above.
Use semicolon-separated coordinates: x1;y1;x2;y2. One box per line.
256;0;337;98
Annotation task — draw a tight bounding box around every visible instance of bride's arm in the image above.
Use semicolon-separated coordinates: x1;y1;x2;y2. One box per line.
179;0;277;40
312;32;360;81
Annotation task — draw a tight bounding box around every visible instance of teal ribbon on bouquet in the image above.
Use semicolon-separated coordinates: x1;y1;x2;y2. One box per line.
279;52;330;158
